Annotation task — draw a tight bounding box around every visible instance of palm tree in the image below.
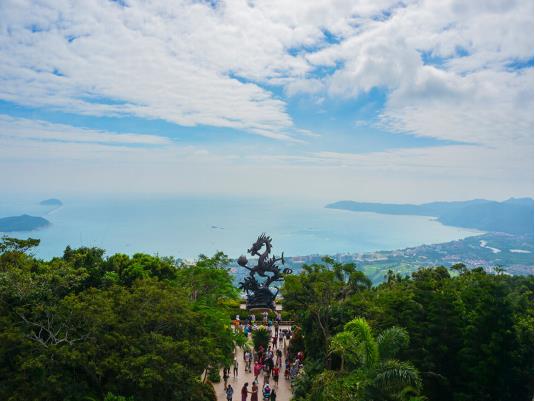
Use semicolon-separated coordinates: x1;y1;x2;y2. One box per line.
324;318;422;401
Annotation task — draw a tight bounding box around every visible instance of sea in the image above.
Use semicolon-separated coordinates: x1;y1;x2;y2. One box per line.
0;195;482;260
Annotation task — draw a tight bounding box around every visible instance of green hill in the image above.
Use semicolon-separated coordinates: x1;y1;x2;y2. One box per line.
326;198;534;235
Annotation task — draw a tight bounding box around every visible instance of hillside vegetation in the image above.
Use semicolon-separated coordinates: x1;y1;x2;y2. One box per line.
0;237;238;401
0;238;532;401
282;258;533;401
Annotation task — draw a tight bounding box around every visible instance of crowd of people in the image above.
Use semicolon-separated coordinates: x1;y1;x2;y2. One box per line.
222;312;305;401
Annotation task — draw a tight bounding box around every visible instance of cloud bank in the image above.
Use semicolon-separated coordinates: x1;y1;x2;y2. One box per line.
0;0;532;200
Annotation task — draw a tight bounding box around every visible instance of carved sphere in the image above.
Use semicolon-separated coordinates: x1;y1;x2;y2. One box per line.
237;255;248;267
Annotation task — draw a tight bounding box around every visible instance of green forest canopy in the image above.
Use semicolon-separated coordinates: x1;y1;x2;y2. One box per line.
0;238;533;401
0;237;239;401
282;258;533;401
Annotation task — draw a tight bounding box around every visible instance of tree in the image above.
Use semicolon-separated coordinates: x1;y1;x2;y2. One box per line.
0;242;234;401
282;258;371;362
317;318;421;401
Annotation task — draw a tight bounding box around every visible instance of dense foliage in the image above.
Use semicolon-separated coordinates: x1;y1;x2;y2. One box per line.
1;238;532;401
252;326;271;350
0;238;238;401
282;258;533;401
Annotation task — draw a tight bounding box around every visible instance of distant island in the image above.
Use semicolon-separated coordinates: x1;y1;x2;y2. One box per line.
326;197;534;235
39;198;63;206
0;215;50;232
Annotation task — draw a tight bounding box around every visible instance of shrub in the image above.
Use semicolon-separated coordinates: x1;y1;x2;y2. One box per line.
208;368;221;383
252;326;271;350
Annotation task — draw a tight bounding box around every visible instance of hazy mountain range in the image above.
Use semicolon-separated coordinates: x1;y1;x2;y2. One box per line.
326;198;534;235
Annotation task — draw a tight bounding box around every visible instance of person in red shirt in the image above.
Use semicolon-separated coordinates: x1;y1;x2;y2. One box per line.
253;362;263;380
272;366;280;387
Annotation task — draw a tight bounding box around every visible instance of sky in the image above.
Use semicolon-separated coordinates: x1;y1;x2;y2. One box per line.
0;0;533;203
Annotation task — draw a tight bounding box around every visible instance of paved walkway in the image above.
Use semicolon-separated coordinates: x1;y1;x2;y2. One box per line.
214;329;293;401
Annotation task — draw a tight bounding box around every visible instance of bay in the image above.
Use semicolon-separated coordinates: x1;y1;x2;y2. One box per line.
0;195;481;260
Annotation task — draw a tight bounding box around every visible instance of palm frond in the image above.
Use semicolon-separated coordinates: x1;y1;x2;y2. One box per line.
377;326;409;360
344;317;379;367
373;359;422;393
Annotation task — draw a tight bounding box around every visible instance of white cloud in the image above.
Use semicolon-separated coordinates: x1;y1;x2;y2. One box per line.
0;0;302;139
1;113;530;202
0;0;532;201
0;115;171;145
0;0;532;145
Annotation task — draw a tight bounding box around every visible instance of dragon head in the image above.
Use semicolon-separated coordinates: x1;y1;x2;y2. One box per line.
247;233;272;256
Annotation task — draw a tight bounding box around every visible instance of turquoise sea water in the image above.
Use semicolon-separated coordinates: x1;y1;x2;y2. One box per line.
0;195;481;260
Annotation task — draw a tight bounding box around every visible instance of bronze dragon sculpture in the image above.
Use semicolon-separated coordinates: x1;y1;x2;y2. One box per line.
238;233;292;310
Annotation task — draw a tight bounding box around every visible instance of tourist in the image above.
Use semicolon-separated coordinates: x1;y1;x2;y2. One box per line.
244;350;252;372
250;381;259;401
266;354;274;373
241;383;249;401
233;357;239;378
223;367;230;387
272;335;277;348
290;359;300;380
263;363;270;384
226;384;234;401
262;382;271;400
253;361;262;380
270;389;276;401
272;366;279;387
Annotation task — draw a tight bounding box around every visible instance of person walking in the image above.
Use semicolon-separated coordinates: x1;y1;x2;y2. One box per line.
241;383;249;401
223;367;230;387
226;384;234;401
270;389;276;401
263;363;270;384
276;349;282;367
253;361;262;380
245;350;252;372
262;383;271;400
272;366;279;387
233;357;239;378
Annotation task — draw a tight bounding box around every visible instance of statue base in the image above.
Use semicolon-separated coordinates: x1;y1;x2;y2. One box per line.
246;288;276;311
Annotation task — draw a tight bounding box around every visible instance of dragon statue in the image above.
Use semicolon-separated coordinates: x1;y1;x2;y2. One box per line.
238;233;292;310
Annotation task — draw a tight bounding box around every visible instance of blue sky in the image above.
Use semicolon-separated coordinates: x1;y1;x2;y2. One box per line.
0;0;532;202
